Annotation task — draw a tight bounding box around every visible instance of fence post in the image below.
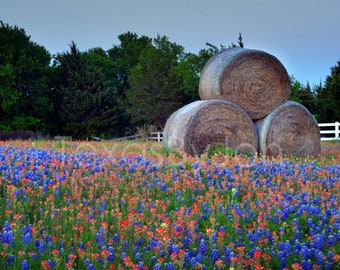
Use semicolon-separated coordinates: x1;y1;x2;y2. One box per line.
157;132;161;142
336;122;340;140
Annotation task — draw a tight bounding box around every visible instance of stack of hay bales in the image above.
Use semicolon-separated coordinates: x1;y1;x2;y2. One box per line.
163;47;321;156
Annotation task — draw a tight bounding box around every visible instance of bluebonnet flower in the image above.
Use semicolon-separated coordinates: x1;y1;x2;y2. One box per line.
107;252;114;262
294;228;301;240
88;264;96;270
39;241;45;253
151;256;157;265
48;260;55;269
14;188;22;199
313;233;326;250
191;248;199;257
223;246;232;265
183;237;191;249
196;253;203;263
301;259;313;270
199;239;207;255
211;246;220;264
325;261;333;269
84;258;91;266
172;243;179;253
293;239;301;253
159;250;165;257
143;245;151;251
6;254;15;266
31;252;38;260
300;245;312;260
315;250;324;266
135;252;142;261
212;231;218;242
21;260;29;270
113;233;120;243
307;218;314;227
22;232;31;244
4;220;11;230
190;256;197;267
192;162;199;170
153;263;161;270
277;250;287;268
326;250;334;261
2;230;15;245
279;226;285;234
95;227;106;246
164;262;175;270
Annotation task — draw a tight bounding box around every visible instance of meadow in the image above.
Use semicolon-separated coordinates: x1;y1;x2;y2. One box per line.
0;140;339;270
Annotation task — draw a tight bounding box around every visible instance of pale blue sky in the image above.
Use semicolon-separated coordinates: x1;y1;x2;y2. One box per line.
1;0;339;86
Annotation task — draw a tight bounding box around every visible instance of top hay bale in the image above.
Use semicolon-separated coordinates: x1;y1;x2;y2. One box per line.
199;47;291;120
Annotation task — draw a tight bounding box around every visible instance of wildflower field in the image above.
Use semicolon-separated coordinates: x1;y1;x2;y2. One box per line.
0;140;339;270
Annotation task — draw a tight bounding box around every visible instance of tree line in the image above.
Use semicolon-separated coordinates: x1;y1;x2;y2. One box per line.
1;21;339;139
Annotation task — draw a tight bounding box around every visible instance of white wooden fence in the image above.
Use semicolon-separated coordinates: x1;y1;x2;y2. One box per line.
319;121;340;141
111;122;339;142
112;132;163;142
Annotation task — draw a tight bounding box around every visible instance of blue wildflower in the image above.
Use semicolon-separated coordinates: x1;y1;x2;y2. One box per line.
84;258;91;266
88;264;96;270
22;232;31;244
135;252;142;261
211;246;219;264
153;264;161;270
199;239;207;255
164;262;175;270
39;241;45;253
4;221;11;230
21;260;29;270
48;260;55;269
190;256;197;267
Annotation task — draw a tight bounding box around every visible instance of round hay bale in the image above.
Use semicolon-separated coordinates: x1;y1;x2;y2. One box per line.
163;99;258;156
199;47;291;120
255;101;321;156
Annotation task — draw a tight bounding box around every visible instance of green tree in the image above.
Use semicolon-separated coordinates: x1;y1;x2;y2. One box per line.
174;34;244;103
0;21;52;132
173;43;221;101
107;32;152;136
289;75;316;114
125;33;245;129
52;42;116;139
126;35;188;128
315;59;340;122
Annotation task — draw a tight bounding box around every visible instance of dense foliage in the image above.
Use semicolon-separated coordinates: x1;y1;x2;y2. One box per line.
0;21;339;139
0;140;339;269
0;21;52;132
51;42;116;139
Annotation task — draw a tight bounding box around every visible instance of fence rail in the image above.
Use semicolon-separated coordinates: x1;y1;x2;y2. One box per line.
110;122;339;142
112;132;164;142
319;121;340;141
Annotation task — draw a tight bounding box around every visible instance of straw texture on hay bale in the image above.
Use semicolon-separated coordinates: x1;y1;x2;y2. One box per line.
163;99;258;156
255;101;321;156
199;47;291;120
